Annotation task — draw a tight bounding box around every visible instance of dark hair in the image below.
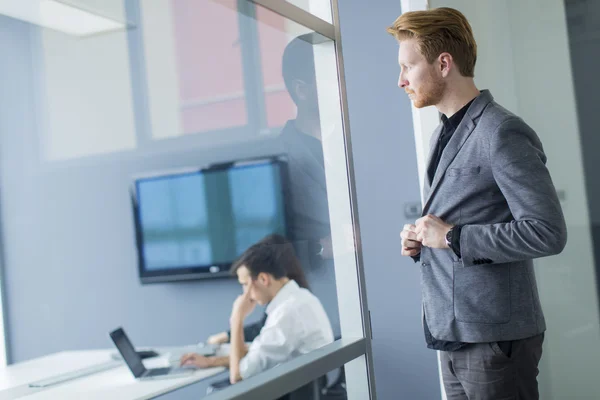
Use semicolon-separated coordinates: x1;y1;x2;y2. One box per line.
282;34;316;105
231;234;310;290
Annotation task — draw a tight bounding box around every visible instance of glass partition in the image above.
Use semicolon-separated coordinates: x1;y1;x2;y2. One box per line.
0;0;373;398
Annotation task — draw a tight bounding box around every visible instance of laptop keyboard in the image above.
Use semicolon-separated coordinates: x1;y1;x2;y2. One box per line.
146;367;173;376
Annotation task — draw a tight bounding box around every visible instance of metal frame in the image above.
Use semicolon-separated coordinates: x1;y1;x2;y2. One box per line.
236;0;268;133
0;210;10;366
205;338;366;400
248;0;335;40
124;0;153;147
330;0;377;396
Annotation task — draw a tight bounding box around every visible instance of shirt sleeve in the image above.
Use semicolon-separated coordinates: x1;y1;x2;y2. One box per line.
450;225;463;258
239;308;304;380
227;314;267;343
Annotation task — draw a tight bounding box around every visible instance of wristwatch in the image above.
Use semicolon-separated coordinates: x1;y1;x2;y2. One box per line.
316;241;324;257
445;227;454;248
309;239;324;257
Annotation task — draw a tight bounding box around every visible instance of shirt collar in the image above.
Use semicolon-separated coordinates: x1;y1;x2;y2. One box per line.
441;98;475;132
266;280;299;315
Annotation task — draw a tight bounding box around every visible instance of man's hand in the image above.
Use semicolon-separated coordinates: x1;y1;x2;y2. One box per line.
401;224;422;257
207;331;229;345
230;283;256;323
415;214;453;249
180;353;213;368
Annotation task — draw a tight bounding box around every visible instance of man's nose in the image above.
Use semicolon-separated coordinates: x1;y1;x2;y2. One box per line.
398;76;408;88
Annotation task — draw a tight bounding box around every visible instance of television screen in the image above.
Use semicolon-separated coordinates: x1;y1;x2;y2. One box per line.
131;157;288;283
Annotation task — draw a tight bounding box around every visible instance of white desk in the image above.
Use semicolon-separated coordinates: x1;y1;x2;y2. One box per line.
0;349;226;400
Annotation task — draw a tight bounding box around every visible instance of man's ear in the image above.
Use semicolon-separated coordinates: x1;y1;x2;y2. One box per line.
292;78;310;101
438;52;453;77
256;272;270;286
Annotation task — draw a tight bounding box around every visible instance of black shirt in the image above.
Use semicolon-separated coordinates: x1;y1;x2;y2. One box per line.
423;99;474;352
427;99;475;183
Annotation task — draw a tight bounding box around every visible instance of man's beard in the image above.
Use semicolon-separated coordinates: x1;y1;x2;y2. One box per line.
411;77;446;108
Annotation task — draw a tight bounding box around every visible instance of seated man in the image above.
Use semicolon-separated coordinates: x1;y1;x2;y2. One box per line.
180;234;334;384
205;235;312;346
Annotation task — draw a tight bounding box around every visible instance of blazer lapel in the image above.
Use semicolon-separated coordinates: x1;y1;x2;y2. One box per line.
421;90;495;215
281;121;328;191
422;117;476;215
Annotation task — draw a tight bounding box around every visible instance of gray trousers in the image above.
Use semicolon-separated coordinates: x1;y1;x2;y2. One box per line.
440;334;544;400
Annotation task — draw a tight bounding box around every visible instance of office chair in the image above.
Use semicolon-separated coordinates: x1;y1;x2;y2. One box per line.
320;366;346;399
280;362;347;399
277;376;326;400
318;334;347;399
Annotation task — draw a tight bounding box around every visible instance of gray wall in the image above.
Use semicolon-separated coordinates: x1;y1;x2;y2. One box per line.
338;1;441;399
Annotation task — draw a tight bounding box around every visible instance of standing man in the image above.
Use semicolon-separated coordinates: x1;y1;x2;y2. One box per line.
279;34;341;338
388;7;567;399
280;34;333;267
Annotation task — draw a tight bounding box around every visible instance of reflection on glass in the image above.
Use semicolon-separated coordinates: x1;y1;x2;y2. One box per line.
142;0;247;139
256;5;297;129
277;35;331;256
138;0;342;354
5;0;348;397
171;0;247;134
167;18;344;378
285;0;333;24
266;27;343;356
172;4;344;383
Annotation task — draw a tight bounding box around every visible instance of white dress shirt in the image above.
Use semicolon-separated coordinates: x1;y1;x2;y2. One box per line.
239;280;334;380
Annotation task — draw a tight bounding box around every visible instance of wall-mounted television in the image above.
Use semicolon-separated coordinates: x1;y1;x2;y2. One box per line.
131;157;288;284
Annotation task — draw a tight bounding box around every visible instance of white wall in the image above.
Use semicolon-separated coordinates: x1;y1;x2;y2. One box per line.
139;0;182;140
419;1;600;398
39;0;136;161
507;2;599;397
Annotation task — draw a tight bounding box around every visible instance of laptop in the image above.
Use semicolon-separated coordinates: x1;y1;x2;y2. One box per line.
109;327;196;380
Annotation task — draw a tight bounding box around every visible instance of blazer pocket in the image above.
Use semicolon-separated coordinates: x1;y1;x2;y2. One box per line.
453;262;511;324
447;167;481;176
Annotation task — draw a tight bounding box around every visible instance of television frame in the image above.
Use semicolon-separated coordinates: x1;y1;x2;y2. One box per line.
130;155;290;284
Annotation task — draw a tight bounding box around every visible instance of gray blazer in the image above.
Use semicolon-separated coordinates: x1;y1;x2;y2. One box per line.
420;90;567;343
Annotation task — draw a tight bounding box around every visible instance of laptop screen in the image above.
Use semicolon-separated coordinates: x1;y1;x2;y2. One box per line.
109;327;146;378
